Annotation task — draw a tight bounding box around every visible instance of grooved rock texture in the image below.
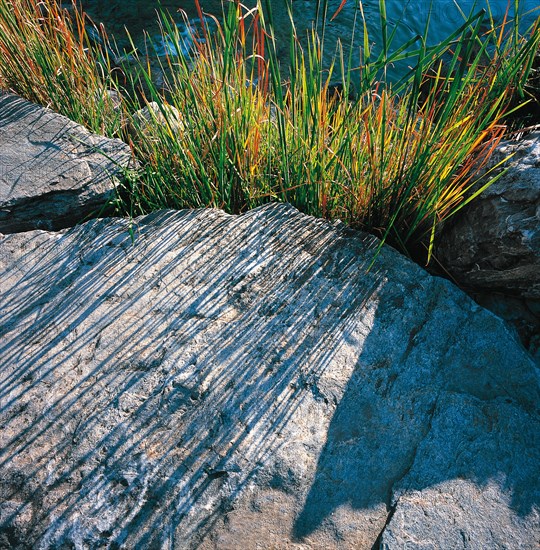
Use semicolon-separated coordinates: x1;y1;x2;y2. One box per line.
0;93;132;233
438;132;540;299
0;204;538;549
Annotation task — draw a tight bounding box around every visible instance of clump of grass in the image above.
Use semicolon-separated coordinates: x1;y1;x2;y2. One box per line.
124;0;539;261
0;0;538;263
0;0;121;135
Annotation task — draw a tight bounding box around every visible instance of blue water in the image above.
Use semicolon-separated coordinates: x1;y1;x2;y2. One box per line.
331;0;540;81
357;1;537;57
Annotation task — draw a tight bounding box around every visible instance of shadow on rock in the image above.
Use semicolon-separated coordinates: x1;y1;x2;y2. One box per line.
0;204;538;549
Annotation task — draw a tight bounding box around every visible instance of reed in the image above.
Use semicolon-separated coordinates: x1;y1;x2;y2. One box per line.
0;0;538;262
124;0;538;261
0;0;121;135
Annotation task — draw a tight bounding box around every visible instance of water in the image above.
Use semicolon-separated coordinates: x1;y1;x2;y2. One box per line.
80;0;539;81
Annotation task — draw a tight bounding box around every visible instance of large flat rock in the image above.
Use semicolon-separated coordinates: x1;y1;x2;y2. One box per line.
0;93;132;233
0;204;538;549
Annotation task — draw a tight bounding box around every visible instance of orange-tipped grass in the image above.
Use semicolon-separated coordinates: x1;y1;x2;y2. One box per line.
0;0;121;135
1;0;538;264
124;1;538;262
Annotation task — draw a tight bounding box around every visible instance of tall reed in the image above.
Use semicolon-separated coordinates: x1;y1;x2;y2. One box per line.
123;0;539;261
0;0;121;135
0;0;538;262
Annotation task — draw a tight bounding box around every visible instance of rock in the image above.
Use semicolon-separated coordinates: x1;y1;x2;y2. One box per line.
438;132;540;299
99;88;123;111
472;291;540;364
0;93;133;233
437;132;540;360
131;101;184;135
0;203;538;549
380;393;540;549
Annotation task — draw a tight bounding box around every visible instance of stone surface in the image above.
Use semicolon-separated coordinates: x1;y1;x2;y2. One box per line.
380;392;540;549
438;132;540;299
437;132;540;361
0;93;133;233
0;203;538;549
473;291;540;364
131;101;184;135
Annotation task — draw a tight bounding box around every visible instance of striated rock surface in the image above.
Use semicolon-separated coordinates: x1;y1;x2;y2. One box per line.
0;93;133;233
438;132;540;299
0;203;538;549
473;291;540;364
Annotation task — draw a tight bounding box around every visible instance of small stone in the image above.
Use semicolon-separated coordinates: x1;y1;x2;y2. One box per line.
131;101;184;135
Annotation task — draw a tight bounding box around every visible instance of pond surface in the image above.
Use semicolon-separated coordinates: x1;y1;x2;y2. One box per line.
80;0;538;81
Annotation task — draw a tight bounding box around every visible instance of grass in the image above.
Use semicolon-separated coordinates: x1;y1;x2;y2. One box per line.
0;0;539;263
0;0;122;135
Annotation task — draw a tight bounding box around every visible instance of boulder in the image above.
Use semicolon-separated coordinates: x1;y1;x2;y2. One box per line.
0;93;133;234
437;132;540;299
0;203;538;549
473;291;540;364
437;132;540;361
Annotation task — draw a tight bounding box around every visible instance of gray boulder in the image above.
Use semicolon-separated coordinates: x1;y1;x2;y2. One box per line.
438;132;540;299
0;93;133;233
473;291;540;364
0;203;538;549
437;132;540;361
